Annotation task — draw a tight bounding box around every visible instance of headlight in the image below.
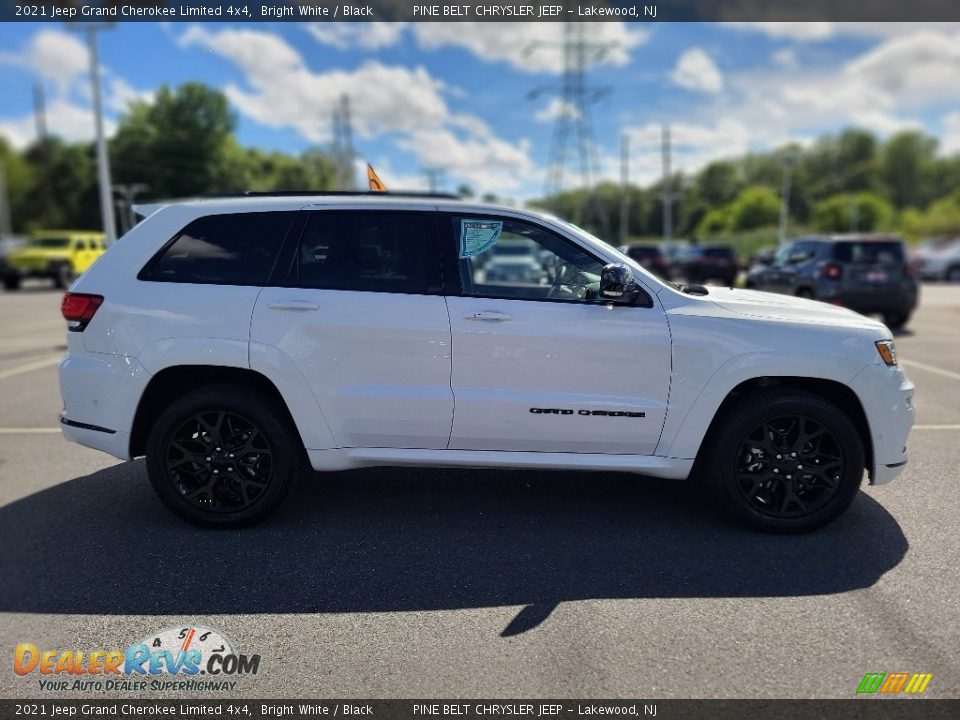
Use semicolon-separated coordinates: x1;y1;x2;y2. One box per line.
876;340;897;366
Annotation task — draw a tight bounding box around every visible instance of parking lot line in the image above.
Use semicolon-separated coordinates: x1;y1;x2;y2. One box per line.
0;428;61;434
0;354;62;381
900;359;960;382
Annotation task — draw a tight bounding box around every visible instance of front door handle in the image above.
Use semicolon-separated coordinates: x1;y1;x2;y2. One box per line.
269;300;320;311
465;311;512;322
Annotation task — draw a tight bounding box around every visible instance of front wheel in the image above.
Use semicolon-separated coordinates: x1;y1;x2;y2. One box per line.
702;389;864;533
145;384;303;527
52;263;75;289
883;311;910;330
2;274;20;291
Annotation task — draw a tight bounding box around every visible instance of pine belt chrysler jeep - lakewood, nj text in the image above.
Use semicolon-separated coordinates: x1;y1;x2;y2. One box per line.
58;193;914;532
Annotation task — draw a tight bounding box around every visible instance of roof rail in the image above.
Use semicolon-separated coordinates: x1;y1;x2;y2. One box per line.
240;190;461;199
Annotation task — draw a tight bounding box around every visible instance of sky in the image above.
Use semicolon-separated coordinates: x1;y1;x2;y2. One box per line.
2;20;960;200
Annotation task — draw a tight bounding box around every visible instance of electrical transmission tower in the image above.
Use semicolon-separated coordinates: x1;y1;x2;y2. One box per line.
331;94;357;190
527;24;615;236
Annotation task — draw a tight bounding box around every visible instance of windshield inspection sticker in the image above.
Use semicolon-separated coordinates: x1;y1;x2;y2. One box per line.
459;219;503;258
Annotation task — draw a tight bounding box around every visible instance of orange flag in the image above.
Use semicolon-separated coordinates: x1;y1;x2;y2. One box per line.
367;163;387;192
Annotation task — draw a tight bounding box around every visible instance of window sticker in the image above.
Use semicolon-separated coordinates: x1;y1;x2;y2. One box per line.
459;219;503;258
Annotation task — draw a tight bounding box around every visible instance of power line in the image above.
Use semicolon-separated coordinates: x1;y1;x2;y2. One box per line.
527;24;615;236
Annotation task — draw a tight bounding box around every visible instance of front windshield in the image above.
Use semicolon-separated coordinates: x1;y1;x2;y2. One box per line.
30;237;71;249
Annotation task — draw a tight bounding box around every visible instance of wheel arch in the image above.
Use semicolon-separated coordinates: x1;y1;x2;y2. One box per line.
695;376;873;479
130;366;306;459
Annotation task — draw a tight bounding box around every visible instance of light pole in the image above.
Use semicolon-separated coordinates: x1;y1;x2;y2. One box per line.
77;24;117;245
778;154;796;244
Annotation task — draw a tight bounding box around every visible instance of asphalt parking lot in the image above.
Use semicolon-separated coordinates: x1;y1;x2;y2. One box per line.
0;282;958;699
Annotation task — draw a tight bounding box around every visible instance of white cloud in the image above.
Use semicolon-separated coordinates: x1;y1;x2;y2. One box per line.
305;23;407;50
772;48;797;68
724;22;835;42
940;111;960;155
411;22;648;74
179;26;537;194
534;99;580;123
670;48;724;94
0;98;117;150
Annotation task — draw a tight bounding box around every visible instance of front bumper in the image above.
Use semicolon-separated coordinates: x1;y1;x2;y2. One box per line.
848;362;915;485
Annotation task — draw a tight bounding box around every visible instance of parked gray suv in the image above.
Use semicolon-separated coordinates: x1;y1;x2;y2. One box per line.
745;235;918;329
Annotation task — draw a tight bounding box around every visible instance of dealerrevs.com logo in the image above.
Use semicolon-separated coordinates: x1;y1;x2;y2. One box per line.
13;625;261;693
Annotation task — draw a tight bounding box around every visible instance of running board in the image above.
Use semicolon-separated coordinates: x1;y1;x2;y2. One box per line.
306;447;693;478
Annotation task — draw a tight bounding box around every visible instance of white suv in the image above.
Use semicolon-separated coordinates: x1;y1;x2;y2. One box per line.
58;193;914;532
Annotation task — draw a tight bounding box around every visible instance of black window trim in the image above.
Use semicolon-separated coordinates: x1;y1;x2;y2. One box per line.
438;211;653;308
138;210;300;287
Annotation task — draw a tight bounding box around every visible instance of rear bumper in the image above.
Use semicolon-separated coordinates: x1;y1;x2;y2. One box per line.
848;363;915;485
60;415;132;461
58;351;151;461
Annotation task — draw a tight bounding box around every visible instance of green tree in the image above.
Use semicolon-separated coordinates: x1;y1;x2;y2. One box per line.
110;83;237;199
812;192;894;233
727;186;781;231
880;131;937;209
696;161;742;207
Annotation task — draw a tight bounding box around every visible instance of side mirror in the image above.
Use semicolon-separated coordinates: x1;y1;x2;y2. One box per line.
600;263;643;305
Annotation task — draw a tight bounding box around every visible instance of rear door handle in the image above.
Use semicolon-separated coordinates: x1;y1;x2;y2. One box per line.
465;311;512;322
269;300;320;311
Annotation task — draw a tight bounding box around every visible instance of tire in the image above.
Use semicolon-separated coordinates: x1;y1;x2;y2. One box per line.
701;389;865;533
883;312;910;330
145;384;304;528
53;263;75;289
946;265;960;282
796;288;814;300
2;274;20;291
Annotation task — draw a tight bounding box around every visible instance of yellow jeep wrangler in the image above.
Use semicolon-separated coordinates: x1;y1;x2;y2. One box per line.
2;231;106;290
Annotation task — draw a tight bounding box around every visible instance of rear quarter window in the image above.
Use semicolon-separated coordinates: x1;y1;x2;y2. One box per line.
139;212;295;285
832;241;905;265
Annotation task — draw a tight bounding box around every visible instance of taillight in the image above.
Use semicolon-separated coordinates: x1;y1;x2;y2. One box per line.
61;293;103;332
821;263;843;280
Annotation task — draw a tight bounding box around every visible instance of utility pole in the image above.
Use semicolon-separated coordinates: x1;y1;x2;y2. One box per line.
778;155;795;243
0;163;12;237
527;24;614;236
75;24;117;245
619;132;629;247
331;94;356;190
849;196;860;233
422;167;445;193
661;124;673;245
113;182;149;234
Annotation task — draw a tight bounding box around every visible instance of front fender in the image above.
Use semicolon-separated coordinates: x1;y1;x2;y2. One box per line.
656;350;864;459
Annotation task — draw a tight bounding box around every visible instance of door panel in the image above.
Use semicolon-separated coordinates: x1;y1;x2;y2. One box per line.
442;214;671;455
252;290;453;449
251;209;453;450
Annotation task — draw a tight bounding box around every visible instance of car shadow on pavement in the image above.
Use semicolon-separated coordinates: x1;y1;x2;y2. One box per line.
0;461;908;635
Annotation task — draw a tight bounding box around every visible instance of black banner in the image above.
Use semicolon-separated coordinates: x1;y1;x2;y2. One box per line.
3;0;960;23
2;700;960;720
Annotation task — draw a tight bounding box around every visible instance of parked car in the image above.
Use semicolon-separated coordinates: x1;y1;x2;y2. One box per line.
618;243;669;278
482;240;543;284
59;193;913;533
674;244;740;285
744;235;918;328
3;230;106;290
913;237;960;282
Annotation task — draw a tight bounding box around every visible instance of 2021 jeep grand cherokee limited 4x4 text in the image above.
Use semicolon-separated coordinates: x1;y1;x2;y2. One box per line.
58;194;915;532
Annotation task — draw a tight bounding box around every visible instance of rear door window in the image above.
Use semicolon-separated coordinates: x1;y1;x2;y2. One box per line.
140;212;295;285
297;211;441;295
832;241;905;265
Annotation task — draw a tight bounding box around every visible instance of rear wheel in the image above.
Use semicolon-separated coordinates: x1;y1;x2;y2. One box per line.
702;389;864;533
883;311;910;330
796;288;814;299
2;274;20;291
145;384;303;527
52;263;75;289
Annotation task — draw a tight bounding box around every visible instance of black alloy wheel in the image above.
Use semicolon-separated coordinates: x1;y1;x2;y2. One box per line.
702;389;864;532
734;415;843;519
146;384;302;527
164;410;274;514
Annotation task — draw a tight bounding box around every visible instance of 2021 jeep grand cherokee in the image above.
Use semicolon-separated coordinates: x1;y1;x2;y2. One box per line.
58;193;915;532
